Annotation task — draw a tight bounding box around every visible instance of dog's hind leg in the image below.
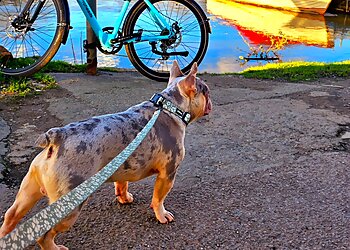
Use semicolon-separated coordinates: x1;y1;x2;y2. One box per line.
37;205;82;250
114;181;134;204
0;168;43;238
36;173;86;250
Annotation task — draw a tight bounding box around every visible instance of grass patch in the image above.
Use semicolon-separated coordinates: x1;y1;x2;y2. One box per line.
1;77;32;97
0;60;85;97
42;60;86;73
0;73;57;97
234;61;350;82
43;61;135;73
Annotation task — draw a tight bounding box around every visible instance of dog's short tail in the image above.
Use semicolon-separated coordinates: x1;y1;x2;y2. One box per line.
35;128;64;148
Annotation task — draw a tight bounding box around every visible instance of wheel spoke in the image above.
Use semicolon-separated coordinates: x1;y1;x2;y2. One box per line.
26;34;44;56
0;0;60;75
126;0;208;81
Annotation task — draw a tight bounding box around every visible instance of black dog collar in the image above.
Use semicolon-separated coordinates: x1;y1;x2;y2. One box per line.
150;93;191;126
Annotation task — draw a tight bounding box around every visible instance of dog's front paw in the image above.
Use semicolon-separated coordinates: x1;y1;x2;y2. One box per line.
0;226;10;238
116;192;134;204
57;245;69;250
157;210;174;224
152;204;174;223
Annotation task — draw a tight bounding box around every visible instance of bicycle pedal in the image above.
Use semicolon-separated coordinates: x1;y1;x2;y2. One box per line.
83;40;98;53
83;39;87;53
102;27;114;34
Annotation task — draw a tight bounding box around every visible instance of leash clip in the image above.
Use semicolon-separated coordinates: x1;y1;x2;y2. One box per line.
150;93;164;108
150;93;191;126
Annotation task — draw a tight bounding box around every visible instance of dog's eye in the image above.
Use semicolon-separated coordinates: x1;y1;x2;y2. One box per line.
196;81;209;97
199;85;208;96
202;85;208;94
196;83;203;93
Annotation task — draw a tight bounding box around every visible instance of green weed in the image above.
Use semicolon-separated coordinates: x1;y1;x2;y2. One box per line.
42;61;86;73
0;73;58;97
234;61;350;82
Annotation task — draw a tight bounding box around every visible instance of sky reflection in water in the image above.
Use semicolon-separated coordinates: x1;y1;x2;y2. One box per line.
54;0;350;73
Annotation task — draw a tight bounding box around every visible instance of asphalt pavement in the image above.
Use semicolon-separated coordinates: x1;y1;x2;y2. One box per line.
0;71;349;249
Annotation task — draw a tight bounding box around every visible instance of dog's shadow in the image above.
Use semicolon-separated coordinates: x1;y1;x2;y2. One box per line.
56;179;179;245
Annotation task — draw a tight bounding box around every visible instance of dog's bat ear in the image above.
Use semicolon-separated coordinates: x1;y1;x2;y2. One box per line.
168;60;183;84
35;128;64;148
189;62;198;75
178;62;198;98
35;133;50;148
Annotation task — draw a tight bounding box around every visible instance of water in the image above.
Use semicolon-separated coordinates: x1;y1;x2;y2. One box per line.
54;0;350;73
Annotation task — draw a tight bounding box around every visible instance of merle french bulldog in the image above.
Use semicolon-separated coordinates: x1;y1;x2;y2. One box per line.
0;61;212;249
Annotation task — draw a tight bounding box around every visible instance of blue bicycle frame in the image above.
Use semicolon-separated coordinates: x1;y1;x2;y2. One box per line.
76;0;173;48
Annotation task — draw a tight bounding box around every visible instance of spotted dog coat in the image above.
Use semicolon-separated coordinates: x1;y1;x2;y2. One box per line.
0;62;212;250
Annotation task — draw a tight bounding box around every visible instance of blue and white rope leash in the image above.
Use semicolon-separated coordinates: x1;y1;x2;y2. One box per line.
0;109;161;250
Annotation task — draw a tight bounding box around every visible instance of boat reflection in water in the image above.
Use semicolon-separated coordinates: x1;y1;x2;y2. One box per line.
203;0;350;73
227;0;333;15
207;0;336;66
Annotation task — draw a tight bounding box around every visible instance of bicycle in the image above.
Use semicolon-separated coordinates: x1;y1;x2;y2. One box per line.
0;0;211;81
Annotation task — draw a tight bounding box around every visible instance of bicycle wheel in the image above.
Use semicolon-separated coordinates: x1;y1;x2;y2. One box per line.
0;0;66;76
124;0;210;82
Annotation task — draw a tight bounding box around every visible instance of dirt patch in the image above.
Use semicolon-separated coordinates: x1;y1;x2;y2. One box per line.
0;87;71;136
287;85;350;153
288;86;350;117
0;88;69;185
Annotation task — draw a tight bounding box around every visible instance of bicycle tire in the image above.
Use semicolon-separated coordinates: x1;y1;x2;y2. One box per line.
124;0;210;82
0;0;66;77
